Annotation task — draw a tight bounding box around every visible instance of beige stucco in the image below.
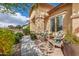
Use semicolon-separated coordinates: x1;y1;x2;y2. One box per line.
71;4;79;33
72;17;79;33
49;4;72;33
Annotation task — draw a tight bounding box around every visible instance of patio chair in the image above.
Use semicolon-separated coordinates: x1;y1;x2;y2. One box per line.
53;30;65;48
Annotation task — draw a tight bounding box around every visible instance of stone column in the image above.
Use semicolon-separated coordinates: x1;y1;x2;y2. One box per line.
35;9;49;34
35;10;45;34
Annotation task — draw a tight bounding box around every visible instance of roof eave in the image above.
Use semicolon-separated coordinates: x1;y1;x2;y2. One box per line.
48;3;68;15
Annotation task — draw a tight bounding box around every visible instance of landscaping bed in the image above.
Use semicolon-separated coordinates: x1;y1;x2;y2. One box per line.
62;32;79;56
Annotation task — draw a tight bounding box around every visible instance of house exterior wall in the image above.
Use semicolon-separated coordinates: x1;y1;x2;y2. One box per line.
46;18;51;33
30;9;45;33
34;8;51;33
30;18;35;32
30;4;53;33
48;4;72;33
30;10;36;32
30;3;79;36
35;9;45;33
71;4;79;37
72;18;79;33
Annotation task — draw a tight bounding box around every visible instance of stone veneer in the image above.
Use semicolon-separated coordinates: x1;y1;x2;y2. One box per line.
30;8;49;34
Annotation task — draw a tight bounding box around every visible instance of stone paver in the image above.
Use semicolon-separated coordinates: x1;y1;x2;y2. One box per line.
35;40;64;56
21;36;63;56
48;48;63;56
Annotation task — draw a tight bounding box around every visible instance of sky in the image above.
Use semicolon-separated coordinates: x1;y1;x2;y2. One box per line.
0;13;29;27
20;3;60;17
0;3;60;27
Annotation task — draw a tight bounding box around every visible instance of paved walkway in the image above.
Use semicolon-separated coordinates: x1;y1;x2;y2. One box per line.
35;40;64;56
47;48;63;56
13;43;21;56
21;36;43;56
21;36;63;56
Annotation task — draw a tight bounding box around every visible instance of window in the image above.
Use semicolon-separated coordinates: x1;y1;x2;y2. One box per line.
57;15;63;31
50;15;63;32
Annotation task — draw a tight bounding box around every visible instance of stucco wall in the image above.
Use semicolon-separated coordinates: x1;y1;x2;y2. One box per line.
72;3;79;14
71;4;79;37
72;18;79;33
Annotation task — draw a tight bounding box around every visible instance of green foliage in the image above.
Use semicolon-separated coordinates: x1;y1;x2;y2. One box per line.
23;25;36;40
30;32;37;40
0;3;31;14
15;32;23;44
8;25;15;29
15;25;22;29
0;28;15;55
64;33;79;44
23;25;30;35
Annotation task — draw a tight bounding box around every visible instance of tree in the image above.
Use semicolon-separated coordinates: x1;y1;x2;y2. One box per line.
0;3;39;15
23;25;30;35
8;25;15;29
15;32;23;44
0;3;32;14
15;25;22;30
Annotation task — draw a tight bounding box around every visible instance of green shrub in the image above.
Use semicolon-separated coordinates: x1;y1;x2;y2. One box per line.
15;32;23;44
23;25;30;35
0;28;15;55
64;33;79;44
30;32;37;40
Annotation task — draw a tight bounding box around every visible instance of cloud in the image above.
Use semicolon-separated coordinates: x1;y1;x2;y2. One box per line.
0;22;16;27
0;12;29;27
